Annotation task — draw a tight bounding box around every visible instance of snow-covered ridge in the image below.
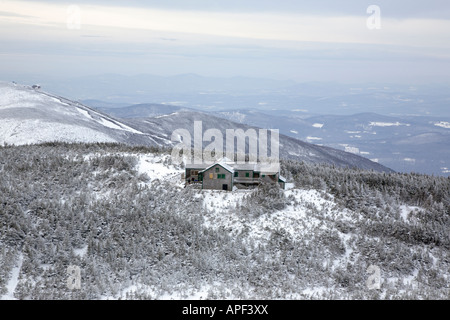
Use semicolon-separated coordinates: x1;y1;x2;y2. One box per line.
0;82;147;146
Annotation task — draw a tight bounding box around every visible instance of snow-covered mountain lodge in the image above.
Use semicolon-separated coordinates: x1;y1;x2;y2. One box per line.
184;158;286;191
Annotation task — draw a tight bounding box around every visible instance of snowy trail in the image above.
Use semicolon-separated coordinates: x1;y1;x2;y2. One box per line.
1;253;23;300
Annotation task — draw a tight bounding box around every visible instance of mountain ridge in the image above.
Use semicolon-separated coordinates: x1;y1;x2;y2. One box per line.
0;81;392;173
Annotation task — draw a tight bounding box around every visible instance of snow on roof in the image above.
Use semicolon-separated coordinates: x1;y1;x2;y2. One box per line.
252;162;279;174
200;161;235;173
232;163;257;170
193;160;282;175
185;163;209;169
278;175;287;182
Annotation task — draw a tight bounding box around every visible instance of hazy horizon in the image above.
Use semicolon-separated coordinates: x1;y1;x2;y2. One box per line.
1;0;449;85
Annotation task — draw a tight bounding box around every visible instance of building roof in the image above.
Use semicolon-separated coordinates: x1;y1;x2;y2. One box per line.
255;162;280;174
232;163;257;171
185;163;209;169
200;161;235;173
278;175;287;182
187;160;280;175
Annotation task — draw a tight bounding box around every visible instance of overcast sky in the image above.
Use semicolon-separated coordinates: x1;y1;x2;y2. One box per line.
1;0;449;84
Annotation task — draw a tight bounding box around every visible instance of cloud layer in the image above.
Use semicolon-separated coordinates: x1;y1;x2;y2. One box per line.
1;0;449;83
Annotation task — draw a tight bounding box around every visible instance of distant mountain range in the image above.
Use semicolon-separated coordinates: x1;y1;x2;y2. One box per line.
86;100;450;177
11;73;450;117
213;109;450;176
0;81;391;173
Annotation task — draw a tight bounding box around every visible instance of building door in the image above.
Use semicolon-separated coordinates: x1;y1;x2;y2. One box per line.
222;184;228;191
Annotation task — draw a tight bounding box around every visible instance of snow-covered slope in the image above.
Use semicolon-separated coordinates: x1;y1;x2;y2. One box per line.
0;143;448;300
0;82;169;146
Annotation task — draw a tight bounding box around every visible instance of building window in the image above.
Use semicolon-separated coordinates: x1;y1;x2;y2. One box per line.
217;174;225;179
209;173;214;179
234;172;238;177
262;174;265;178
215;167;220;172
245;172;250;177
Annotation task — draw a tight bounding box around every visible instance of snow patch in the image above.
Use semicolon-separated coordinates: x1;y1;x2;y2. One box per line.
399;205;423;223
1;253;23;300
369;122;410;127
155;112;179;119
73;245;88;258
137;154;183;186
306;136;322;141
288;151;302;157
434;121;450;129
285;183;295;190
97;117;143;134
109;281;236;300
200;188;347;246
76;107;94;120
345;146;360;154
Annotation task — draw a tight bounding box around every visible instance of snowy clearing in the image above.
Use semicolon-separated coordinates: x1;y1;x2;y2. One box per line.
199;188;349;246
398;205;423;223
1;253;23;300
136;153;184;186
